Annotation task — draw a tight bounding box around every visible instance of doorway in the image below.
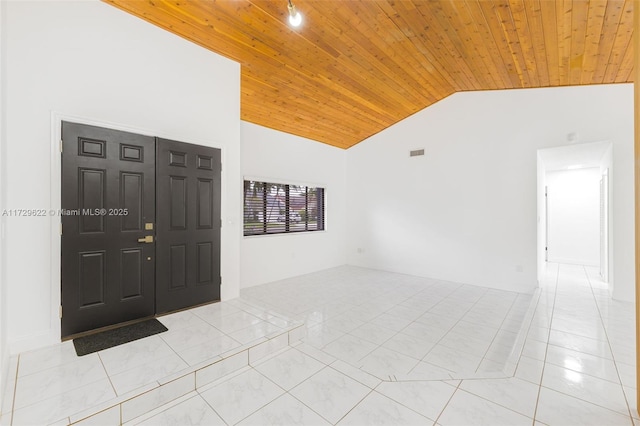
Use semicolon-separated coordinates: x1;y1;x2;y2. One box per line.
546;167;601;265
61;122;221;338
537;141;612;285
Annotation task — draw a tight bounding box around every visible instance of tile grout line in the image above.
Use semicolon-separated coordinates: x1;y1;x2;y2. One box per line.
413;286;497;373
371;376;458;424
403;295;471;373
531;262;560;425
123;391;199;426
582;264;636;423
213;353;359;426
326;361;376;390
283;360;348;425
330;289;415;357
285;353;396;425
507;289;543;380
286;388;335;425
92;313;298;424
433;376;463;425
367;387;437;424
8;355;19;426
194;338;304;425
474;292;524;374
155;321;200;368
222;368;287;426
160;307;268;363
533;265;634;421
448;286;550;420
318;292;424;372
452;383;538;422
332;387;376;425
196;388;228;426
328;283;458;376
96;352;119;402
345;312;403;360
313;278;529;380
284;364;338;425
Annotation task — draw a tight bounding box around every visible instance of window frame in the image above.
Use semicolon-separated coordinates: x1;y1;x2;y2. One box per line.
243;178;326;237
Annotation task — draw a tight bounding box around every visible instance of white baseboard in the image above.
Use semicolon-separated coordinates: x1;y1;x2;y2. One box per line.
9;329;59;355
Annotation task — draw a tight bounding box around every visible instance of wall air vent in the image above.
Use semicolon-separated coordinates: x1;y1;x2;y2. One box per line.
409;149;425;157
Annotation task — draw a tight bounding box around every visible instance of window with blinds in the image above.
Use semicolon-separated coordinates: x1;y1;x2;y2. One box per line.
243;180;325;236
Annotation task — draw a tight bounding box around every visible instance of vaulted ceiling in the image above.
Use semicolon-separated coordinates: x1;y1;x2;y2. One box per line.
105;0;634;149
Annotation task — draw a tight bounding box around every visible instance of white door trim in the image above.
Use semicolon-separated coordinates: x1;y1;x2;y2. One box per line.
43;112;227;350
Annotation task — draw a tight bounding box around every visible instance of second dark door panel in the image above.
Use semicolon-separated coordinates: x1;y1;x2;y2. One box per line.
155;138;221;313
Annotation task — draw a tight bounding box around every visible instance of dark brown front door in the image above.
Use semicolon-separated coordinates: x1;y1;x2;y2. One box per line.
155;138;221;313
61;122;156;338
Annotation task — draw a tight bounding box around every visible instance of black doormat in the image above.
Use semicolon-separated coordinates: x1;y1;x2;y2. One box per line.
73;319;168;356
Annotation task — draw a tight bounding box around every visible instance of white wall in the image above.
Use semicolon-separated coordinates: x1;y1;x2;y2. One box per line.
0;0;9;414
3;0;241;354
240;122;347;288
546;168;601;266
347;84;634;300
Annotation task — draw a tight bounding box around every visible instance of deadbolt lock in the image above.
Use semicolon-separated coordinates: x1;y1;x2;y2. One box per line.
145;223;154;230
137;235;154;243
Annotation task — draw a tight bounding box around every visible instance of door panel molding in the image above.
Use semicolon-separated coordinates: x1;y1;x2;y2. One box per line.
120;172;144;231
78;250;106;307
120;248;144;300
169;176;188;230
42;112;225;350
156;138;221;314
61;121;156;337
197;178;214;229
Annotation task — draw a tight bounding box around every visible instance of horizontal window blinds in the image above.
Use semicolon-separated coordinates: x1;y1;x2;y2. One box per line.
243;180;325;236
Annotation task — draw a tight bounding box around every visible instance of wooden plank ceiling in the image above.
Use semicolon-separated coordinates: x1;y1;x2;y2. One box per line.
105;0;634;149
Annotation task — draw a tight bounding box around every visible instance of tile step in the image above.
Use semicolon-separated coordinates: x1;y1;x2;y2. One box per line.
60;322;305;426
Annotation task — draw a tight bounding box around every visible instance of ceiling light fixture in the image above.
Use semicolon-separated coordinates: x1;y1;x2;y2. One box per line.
287;0;302;27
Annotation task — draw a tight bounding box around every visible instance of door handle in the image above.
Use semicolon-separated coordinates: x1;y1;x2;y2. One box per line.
137;235;154;243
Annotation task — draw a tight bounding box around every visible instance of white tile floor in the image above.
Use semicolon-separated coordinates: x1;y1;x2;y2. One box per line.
241;267;534;381
0;299;302;425
1;263;637;425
